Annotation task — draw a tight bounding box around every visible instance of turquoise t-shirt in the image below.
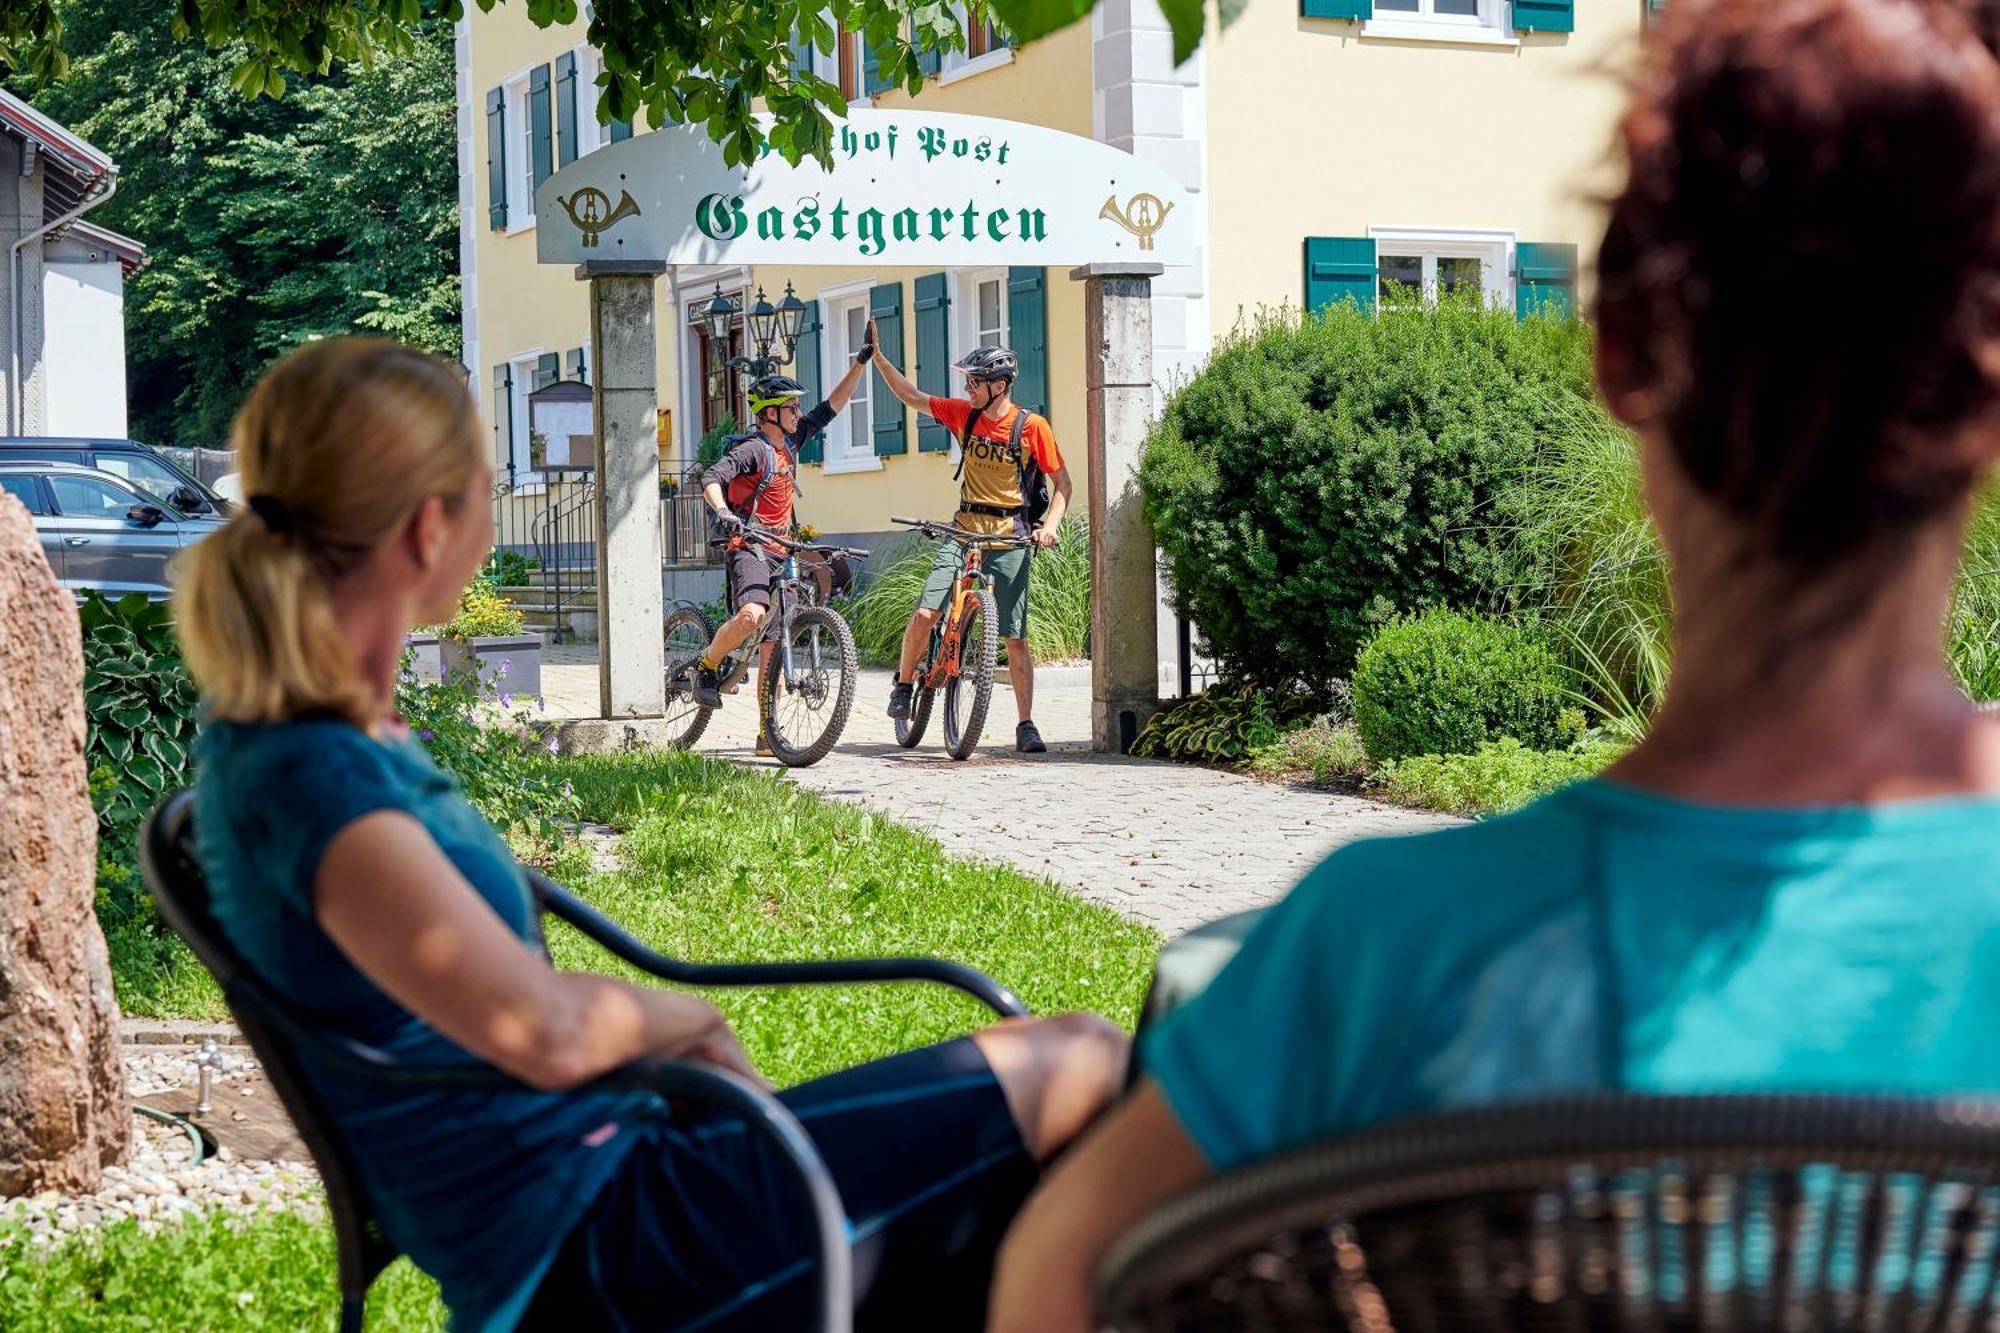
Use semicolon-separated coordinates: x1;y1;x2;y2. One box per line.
194;720;661;1331
1146;778;2000;1170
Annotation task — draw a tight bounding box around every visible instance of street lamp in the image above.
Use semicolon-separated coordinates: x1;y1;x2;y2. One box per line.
746;287;779;361
726;283;807;377
701;285;737;345
776;282;808;352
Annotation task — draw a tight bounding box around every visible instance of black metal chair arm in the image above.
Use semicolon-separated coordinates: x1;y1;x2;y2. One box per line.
528;871;1030;1019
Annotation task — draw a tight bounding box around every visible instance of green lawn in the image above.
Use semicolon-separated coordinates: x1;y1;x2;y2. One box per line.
30;746;1159;1330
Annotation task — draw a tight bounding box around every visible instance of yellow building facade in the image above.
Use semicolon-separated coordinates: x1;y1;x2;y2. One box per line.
457;0;1647;551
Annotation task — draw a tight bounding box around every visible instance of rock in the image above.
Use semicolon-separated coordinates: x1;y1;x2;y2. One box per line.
0;495;129;1195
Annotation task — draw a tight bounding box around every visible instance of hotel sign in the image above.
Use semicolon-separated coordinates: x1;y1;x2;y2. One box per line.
536;109;1192;268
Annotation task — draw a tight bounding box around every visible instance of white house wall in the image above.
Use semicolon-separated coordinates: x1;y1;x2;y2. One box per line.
41;259;127;437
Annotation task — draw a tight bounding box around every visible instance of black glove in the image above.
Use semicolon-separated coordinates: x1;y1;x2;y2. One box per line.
716;511;745;536
857;319;876;365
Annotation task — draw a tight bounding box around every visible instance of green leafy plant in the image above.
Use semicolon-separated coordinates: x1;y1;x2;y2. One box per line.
441;582;525;639
1131;683;1317;767
1372;737;1625;818
1351;608;1584;764
696;414;740;470
395;654;577;855
79;595;199;916
1247;713;1371;788
845;519;1092;667
1142;293;1593;695
480;546;541;587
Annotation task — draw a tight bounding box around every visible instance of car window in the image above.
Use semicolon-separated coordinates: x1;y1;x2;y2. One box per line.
48;474;144;519
0;474;47;514
0;450;85;466
93;453;196;508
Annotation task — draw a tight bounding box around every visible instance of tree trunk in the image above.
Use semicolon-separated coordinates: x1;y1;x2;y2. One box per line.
0;494;128;1195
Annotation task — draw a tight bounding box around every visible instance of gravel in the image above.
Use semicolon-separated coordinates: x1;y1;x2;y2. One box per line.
1;1047;325;1247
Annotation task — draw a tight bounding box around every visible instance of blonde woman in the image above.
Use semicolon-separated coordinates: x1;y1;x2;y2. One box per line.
176;338;1126;1332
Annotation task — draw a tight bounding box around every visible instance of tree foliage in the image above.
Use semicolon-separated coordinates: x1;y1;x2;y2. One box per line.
20;2;459;444
0;0;1236;170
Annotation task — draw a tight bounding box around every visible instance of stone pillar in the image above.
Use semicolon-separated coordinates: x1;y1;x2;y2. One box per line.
1073;262;1164;753
580;261;667;719
0;495;128;1195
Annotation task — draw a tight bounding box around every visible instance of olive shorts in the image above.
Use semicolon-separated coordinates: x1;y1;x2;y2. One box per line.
919;538;1031;640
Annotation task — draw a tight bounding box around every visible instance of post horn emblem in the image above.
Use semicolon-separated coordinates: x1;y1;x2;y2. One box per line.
1099;193;1174;251
557;187;642;247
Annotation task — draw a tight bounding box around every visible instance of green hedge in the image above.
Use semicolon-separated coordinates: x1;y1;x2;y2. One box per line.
1351;608;1582;763
1372;738;1624;817
1141;294;1591;694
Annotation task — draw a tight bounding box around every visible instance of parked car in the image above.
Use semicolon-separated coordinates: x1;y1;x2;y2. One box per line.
0;461;224;601
0;436;226;519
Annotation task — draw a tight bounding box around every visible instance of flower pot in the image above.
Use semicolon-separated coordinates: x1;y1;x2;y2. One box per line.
403;633;444;685
438;634;542;701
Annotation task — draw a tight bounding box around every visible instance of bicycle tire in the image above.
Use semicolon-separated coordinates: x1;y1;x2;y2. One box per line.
761;606;859;768
662;606;716;749
942;587;998;761
895;683;935;748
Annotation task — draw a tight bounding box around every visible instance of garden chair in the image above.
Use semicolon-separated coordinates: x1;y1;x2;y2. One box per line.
140;789;1028;1333
1094;1093;2000;1331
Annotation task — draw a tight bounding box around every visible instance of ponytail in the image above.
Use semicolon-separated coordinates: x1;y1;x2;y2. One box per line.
174;338;481;725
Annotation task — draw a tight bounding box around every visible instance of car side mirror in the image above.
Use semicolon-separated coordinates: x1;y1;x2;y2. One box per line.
128;503;166;528
171;485;208;513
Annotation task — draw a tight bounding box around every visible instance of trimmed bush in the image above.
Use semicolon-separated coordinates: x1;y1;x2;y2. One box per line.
1351;608;1583;763
1372;738;1624;818
1142;293;1592;693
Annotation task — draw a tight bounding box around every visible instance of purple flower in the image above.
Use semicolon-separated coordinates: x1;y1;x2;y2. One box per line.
499;693;515;711
547;735;561;756
536;695;546;712
418;728;436;743
496;660;510;680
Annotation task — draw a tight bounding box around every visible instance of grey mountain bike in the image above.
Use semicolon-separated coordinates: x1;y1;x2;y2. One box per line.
662;525;869;767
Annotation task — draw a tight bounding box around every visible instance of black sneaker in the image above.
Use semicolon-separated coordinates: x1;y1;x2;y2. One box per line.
691;665;723;710
1016;719;1047;753
886;680;913;720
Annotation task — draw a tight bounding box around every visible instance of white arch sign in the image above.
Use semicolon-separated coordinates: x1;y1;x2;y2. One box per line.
535;109;1191;269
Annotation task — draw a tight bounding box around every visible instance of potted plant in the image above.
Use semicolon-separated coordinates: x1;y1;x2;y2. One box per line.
528;428;549;470
438;582;541;700
403;630;445;685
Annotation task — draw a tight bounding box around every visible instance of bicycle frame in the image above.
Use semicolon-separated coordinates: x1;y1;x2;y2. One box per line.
919;545;993;691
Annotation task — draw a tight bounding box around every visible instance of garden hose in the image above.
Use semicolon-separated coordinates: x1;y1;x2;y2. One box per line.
135;1103;209;1166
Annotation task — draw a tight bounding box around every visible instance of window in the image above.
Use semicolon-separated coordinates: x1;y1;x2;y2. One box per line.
1371;228;1513;310
811;291;882;472
572;47;605;158
93;454;200;510
503;73;536;233
942;2;1012;80
955;268;1009;360
504;351;545;476
0;474;46;514
1365;0;1513;40
49;474;142;519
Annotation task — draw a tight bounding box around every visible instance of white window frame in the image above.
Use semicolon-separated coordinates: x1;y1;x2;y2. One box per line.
572;46;606;158
944;268;1009;463
1369;227;1515;311
501;66;537;235
845;29;875;108
820;283;884;475
506;349;547;487
940;2;1014;84
1363;0;1517;45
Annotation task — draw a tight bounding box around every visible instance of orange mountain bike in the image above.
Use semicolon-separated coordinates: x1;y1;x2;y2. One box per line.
888;515;1034;761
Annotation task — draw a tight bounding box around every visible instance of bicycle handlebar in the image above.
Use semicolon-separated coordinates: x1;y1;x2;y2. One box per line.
889;514;1035;549
709;524;869;559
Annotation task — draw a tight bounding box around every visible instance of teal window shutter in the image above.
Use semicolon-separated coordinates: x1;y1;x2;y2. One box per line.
555;53;578;167
1007;267;1049;420
918;24;941;79
914;273;952;452
529;65;554;194
1301;0;1371;17
485;89;507;230
864;39;892;96
790;27;816;82
492;363;514;472
1512;0;1574;31
1303;237;1377;316
869;284;908;455
609;116;632;142
1516;242;1579;319
793;300;824;463
536;352;560;390
566;346;588;383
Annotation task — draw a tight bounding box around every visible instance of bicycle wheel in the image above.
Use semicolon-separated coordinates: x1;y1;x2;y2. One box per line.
941;586;998;761
895;682;935;748
761;605;858;768
661;606;716;749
